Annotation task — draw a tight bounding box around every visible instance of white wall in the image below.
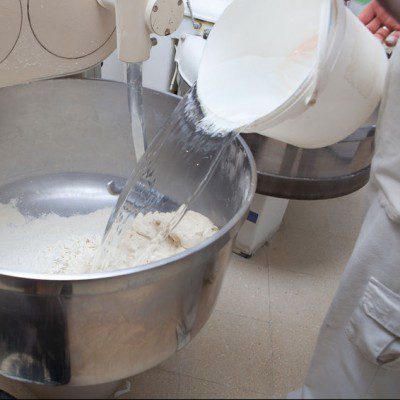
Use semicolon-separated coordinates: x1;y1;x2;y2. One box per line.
101;50;126;83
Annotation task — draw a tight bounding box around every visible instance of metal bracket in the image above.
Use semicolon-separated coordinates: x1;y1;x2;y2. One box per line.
186;0;201;30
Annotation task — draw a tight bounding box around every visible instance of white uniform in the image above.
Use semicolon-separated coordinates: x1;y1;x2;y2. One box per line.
292;45;400;398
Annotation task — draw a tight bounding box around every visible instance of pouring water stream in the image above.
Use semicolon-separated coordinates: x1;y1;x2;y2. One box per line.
99;33;319;270
98;63;241;270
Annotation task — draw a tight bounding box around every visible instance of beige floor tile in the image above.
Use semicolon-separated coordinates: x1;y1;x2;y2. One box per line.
269;268;338;331
239;245;268;267
158;353;181;374
268;269;339;398
177;310;273;395
123;368;180;399
216;248;270;321
268;226;354;277
271;322;318;398
179;375;267;399
282;188;367;242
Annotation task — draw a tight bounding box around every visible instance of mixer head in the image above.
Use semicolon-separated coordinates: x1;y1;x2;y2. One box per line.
0;0;184;88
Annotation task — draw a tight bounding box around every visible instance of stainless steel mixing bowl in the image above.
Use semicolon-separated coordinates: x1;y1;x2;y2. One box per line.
0;79;256;386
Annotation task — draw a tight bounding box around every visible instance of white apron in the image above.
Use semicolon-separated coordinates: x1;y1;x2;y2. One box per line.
293;45;400;398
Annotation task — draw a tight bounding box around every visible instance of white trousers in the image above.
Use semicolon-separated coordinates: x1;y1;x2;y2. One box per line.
294;195;400;398
293;38;400;400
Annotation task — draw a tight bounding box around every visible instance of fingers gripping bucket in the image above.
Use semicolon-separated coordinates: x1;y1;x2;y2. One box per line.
197;0;388;149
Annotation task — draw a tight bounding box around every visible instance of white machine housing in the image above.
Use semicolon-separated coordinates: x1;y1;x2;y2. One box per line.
0;0;184;88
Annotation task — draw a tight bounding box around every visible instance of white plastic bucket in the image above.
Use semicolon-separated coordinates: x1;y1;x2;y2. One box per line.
197;0;388;149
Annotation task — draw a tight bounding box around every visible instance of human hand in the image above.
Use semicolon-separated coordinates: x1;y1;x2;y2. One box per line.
359;0;400;46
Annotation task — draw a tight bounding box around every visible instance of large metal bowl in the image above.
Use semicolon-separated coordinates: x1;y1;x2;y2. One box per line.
0;79;256;386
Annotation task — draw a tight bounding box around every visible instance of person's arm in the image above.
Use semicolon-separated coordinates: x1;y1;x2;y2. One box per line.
359;0;400;46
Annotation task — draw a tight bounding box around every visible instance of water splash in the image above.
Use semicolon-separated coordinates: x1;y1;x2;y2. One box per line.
98;72;240;271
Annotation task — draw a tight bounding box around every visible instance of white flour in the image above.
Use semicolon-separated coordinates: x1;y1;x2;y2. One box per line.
0;202;218;275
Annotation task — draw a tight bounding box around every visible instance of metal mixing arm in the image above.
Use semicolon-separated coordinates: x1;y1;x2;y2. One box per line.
98;0;184;63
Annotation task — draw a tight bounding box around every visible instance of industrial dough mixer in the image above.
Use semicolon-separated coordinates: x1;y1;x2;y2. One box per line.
0;78;256;389
0;0;257;392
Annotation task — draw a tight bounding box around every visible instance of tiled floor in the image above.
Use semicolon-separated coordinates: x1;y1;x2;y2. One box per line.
121;188;368;399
